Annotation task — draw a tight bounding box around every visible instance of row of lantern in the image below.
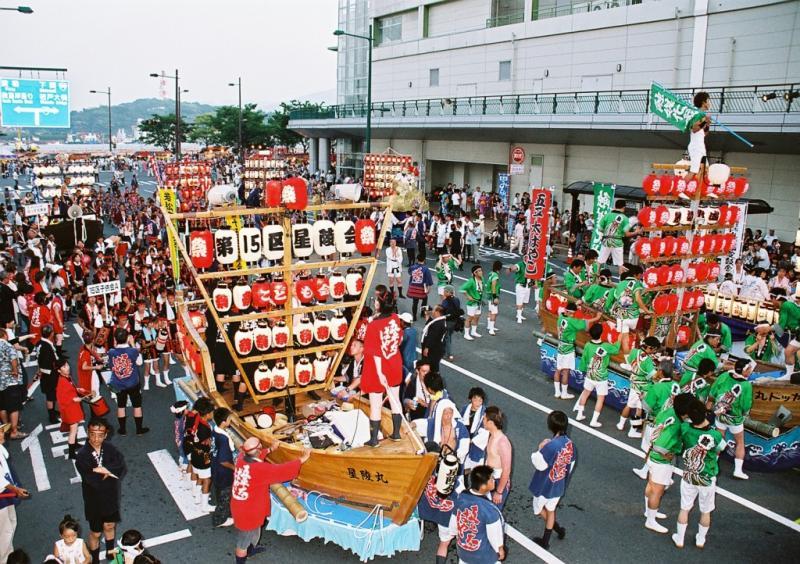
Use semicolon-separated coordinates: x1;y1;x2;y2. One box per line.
232;313;349;356
211;270;364;312
651;290;706;314
262;177;308;210
164;177;214;190
66;164;96;174
643;173;749;199
164;163;212;176
634;233;736;260
189;220;377;268
65;175;95;186
704;292;780;325
637;205;741;229
252;355;332;393
32;165;62;176
34;176;64;188
643;262;720;288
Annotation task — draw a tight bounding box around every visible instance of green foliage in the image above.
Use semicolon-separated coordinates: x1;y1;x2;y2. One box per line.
187;104;272;153
138;114;191;151
267;100;326;151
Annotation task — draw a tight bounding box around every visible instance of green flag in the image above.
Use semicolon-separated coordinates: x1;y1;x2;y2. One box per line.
649;83;705;132
589;182;615;252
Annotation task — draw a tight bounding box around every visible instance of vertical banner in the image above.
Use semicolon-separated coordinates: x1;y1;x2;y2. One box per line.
158;188;180;283
720;202;748;280
497;173;510;208
589;182;616;252
525;188;551;280
226;215;247;270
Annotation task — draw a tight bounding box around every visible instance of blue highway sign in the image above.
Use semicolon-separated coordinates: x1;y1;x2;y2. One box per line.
0;78;70;128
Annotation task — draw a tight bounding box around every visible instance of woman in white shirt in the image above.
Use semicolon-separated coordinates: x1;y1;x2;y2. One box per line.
769;267;792;294
739;268;771;301
385;238;404;298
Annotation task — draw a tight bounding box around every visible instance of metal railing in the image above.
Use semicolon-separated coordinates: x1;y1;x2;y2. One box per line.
533;0;642;21
486;10;525;28
289;83;799;121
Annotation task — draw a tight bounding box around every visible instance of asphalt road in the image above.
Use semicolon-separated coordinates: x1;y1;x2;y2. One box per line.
2;170;799;563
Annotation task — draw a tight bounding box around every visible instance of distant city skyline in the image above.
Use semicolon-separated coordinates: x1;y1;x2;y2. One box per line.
2;0;338;111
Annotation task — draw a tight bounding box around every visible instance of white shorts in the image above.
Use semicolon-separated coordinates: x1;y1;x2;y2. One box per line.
556;352;576;370
626;388;643;409
716;421;744;435
515;285;530;306
583;378;609;396
466;304;482;317
195;466;211;480
680;478;716;513
438;523;455;542
640;424;652;452
488;302;498;315
599;246;624;266
688;148;705;173
647;460;673;486
386;265;402;278
532;495;560;515
619;318;639;334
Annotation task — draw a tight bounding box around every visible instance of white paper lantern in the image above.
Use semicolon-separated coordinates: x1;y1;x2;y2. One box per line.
295;357;314;386
674;159;690;178
334;221;356;254
329;272;346;300
331;310;349;342
232;281;252;310
214;229;239;265
212;283;232;312
238;227;262;262
345;269;364;296
272;362;289;390
291;223;314;258
234;325;254;356
261;224;285;261
254;320;272;352
313;220;336;256
313;356;331;383
294;316;314;347
253;362;272;393
272;320;289;349
708;163;731;186
313;313;331;343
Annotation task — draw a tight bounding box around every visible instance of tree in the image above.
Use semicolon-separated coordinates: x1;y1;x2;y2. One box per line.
267;100;327;151
138;113;190;151
188;113;218;147
212;104;272;153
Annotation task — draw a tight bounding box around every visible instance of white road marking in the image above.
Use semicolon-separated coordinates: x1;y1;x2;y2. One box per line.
26;379;39;398
22;360;38;368
20;424;51;492
98;529;192;561
50;425;86;445
506;526;565;564
45;423;61;430
69;460;82;484
434;354;800;534
148;449;208;520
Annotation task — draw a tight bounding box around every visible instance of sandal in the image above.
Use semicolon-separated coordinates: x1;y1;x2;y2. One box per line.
9;432;28;440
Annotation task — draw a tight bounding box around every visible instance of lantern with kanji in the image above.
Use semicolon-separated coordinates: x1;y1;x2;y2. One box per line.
643;174;664;196
238;227;262;263
313;313;331;343
722;179;737;198
634;238;652;260
653;294;671;315
291;223;314;258
254;320;272;352
214;229;239;265
685;178;702;198
354;219;377;255
272;275;288;306
313;355;331;383
657;265;672;286
667;292;680;313
673;176;688;198
331;310;349;341
262;224;285;261
345;268;364;296
251;277;272;309
234;325;254;356
232;280;252;311
695;291;705;309
282;177;308;210
295;276;316;305
692;236;707;255
272;320;289;349
189;230;214;269
676;236;690;256
671;264;685;285
649;237;663;258
643;267;660;288
265;180;282;207
676;325;691;346
734;177;749;197
213;283;232;312
272;362;289;389
313;220;336;256
254;363;272;393
682;292;696;310
295;357;314;386
329;271;346;300
294;315;314;347
664;236;679;256
708;262;721;281
334;220;356;254
638;207;656;228
314;274;330;302
685;263;698;284
654;206;670;227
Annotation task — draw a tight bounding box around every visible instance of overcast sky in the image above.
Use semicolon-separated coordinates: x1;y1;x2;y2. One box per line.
3;0;338;111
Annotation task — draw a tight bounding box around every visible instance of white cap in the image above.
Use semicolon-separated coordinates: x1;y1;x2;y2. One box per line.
398;312;414;324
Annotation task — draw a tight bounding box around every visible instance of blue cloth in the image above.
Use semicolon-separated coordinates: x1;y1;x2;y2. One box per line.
107;346;141;390
528;435;577;500
417;419;469;526
461;403;486;465
265;485;420;562
0;452;22;509
400;327;418;376
211;427;235;489
451;491;504;564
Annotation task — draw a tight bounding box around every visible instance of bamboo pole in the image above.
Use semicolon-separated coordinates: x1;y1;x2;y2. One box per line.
196;257;376;281
240;343;343;364
282;215;296;388
167;201;389;221
651;163;748;174
219;300;361;324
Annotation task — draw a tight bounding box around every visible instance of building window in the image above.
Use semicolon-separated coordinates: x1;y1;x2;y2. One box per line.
376;14;402;45
499;60;511;81
429;68;439;87
488;0;524;27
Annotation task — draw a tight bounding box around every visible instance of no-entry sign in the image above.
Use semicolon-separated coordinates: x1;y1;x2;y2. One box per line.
510;146;525;165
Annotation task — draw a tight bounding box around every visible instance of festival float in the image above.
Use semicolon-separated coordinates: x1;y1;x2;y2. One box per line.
537;162;800;472
159;168;437;530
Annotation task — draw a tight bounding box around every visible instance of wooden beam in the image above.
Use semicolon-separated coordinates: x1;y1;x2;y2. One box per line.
651;163;748;174
219;300;361;324
239;343;344;364
196;257;376;281
166;201;390;221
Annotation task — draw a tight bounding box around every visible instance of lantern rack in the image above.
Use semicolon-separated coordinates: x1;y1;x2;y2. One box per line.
641;252;729;264
651;163;748;174
196;258;375;281
240;343;344;364
218;300;362;324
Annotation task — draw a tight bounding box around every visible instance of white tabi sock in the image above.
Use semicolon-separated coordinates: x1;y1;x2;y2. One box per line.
696;524;709;546
591;410;601;425
674;522;687;544
560;383;571;396
553;381;561;397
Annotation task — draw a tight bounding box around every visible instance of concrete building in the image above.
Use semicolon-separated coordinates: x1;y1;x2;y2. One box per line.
291;0;800;240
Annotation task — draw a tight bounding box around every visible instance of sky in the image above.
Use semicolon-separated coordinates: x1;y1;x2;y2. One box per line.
3;0;339;111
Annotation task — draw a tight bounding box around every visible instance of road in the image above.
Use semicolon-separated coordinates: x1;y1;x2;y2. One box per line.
1;170;798;563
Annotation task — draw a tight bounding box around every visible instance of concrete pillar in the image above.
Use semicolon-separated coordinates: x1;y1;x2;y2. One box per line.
319;138;330;175
453;162;466;187
308;137;319;174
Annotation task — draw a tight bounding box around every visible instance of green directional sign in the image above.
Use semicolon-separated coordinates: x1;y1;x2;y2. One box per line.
0;78;70;128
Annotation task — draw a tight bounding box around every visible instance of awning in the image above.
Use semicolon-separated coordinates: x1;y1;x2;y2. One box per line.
563;181;774;215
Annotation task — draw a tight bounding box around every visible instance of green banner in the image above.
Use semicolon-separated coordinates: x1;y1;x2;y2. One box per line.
649;83;705;132
589;182;615;252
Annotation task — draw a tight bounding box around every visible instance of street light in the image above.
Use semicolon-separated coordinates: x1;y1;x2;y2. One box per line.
89;88;112;153
0;6;33;13
333;26;373;153
228;77;243;163
149;70;182;158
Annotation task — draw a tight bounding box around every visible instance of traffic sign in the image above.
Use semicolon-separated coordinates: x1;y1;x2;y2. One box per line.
510;146;525;165
0;78;70;128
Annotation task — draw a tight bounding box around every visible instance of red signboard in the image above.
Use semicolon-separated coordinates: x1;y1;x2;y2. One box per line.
525;188;551;280
511;146;526;165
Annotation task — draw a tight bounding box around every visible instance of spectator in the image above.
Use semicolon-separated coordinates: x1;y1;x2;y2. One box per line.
753;241;771;270
55;357;85;459
108;328;149;436
211;407;236;528
51;514;92;562
38;324;60;424
0;330;25;439
440;286;462;362
420;305;447;372
407;254;433;322
0;422;29;563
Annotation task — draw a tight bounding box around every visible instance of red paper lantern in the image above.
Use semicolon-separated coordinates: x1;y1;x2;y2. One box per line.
708;262;721;281
265;180;283;207
695;262;710;281
682;292;696;311
685;178;702;198
654;206;670;227
638;207;656;228
659;174;674;195
734;177;749;197
685;264;698;284
271;278;288;305
653;294;671;315
706;235;718;254
676;325;691;346
251;279;272;309
281;177;308;210
634;238;653;260
189;231;214;269
667;293;680;313
692;235;706;255
671;265;685;284
649;237;663;258
722;180;737;198
314;274;330;302
673;177;688;198
694;291;705;309
717;205;728;226
662;236;678;257
643;174;661;196
676;237;690;256
643;267;660;288
657;265;672;286
295;277;316;304
702;182;716;198
354;219;377;255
